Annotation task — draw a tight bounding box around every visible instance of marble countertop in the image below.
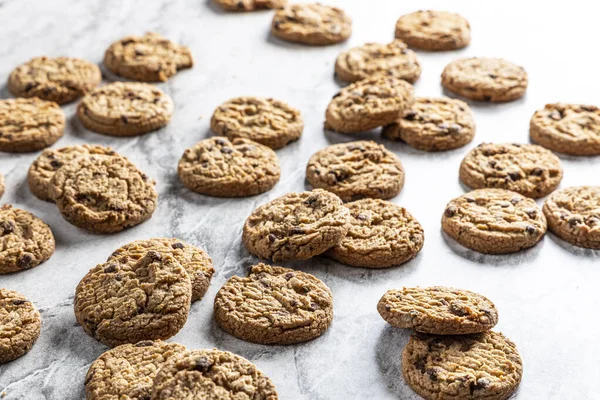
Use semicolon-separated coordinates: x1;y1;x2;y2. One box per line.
1;0;599;399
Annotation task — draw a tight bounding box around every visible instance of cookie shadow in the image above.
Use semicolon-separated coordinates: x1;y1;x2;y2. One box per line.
547;233;600;258
204;0;228;14
0;83;12;99
441;87;527;110
266;31;308;49
323;127;380;145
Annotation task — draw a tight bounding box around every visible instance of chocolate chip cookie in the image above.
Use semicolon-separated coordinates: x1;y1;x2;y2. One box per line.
75;251;192;347
460;143;563;198
77;82;174;136
442;189;547;254
49;154;157;234
85;340;186;400
441;58;528;102
104;32;193;82
214;263;333;344
543;186;600;249
383;97;475;151
326;199;423;267
335;39;421;84
530;103;600;155
0;205;55;275
377;286;498;334
0;289;41;364
152;349;278;399
108;238;214;302
403;331;522;400
178;137;280;197
325;76;414;133
306;141;405;202
0;98;65;153
395;10;471;51
211;96;303;150
214;0;286;11
271;3;351;45
243;189;350;261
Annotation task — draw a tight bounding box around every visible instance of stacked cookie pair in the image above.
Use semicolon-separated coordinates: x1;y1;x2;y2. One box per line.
378;287;522;400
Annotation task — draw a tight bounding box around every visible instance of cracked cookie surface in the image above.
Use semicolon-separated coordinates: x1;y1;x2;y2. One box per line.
243;189;350;261
327;199;423;267
214;263;333;344
214;0;286;11
402;331;522;400
460;143;563;198
104;32;193;82
442;188;547;254
0;98;65;153
0;289;41;364
395;10;471;51
543;186;600;249
530;103;600;155
377;286;497;334
75;252;192;347
441;58;527;102
178;137;280;197
0;205;55;275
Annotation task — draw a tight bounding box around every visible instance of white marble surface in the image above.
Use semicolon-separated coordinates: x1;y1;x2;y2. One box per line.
1;0;600;399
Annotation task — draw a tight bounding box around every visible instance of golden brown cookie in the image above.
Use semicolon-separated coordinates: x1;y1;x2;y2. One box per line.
211;96;303;150
214;263;333;344
325;76;414;133
306;141;405;202
0;98;65;153
0;205;55;275
0;289;41;364
441;58;528;102
49;154;158;234
214;0;286;11
402;331;522;400
178;137;280;197
383;97;475;151
377;286;498;334
242;189;350;261
271;3;351;45
459;143;563;198
530;103;600;155
442;188;547;254
104;32;193;82
395;10;471;51
335;39;421;84
543;186;600;249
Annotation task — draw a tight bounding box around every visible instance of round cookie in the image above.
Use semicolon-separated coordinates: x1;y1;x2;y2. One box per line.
395;10;471;51
441;57;528;102
460;143;563;198
0;98;65;153
0;205;55;275
335;39;421;84
85;340;186;400
530;103;600;156
383;97;475;151
178;137;280;197
28;144;116;202
152;349;278;399
442;188;547;254
211;96;303;150
214;263;333;344
108;238;215;302
326;199;423;268
271;3;351;46
0;289;41;364
325;76;415;133
8;56;101;104
104;32;193;82
74;251;192;347
306;141;405;202
377;286;498;335
49;154;157;234
77;82;174;136
543;186;600;249
242;189;350;261
402;331;522;400
0;173;4;199
214;0;286;11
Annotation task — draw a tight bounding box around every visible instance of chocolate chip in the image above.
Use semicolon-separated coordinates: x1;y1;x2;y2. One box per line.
121;116;128;124
290;227;305;235
414;357;427;373
426;368;439;381
472;377;491;391
404;110;418;121
581;105;597;112
507;172;521;181
525;209;537;218
114;274;123;281
444;206;457;218
448;123;462;132
194;356;212;373
134;340;154;347
449;301;468;317
525;225;537;234
332;92;341;99
465;197;475;203
11;299;27;306
25;82;37;92
548;110;562;120
460;342;472;352
510;197;521;205
103;264;117;273
530;168;543;176
488;74;498;79
568;217;582;227
309;302;319;311
284;272;295;280
146;251;162;261
17;254;34;269
587;216;600;226
268;233;277;243
221;147;233;154
0;220;15;235
303;196;318;207
356;213;368;221
134;50;144;56
50;160;62;169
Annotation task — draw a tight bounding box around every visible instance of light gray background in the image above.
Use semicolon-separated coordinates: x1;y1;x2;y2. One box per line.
1;0;599;399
